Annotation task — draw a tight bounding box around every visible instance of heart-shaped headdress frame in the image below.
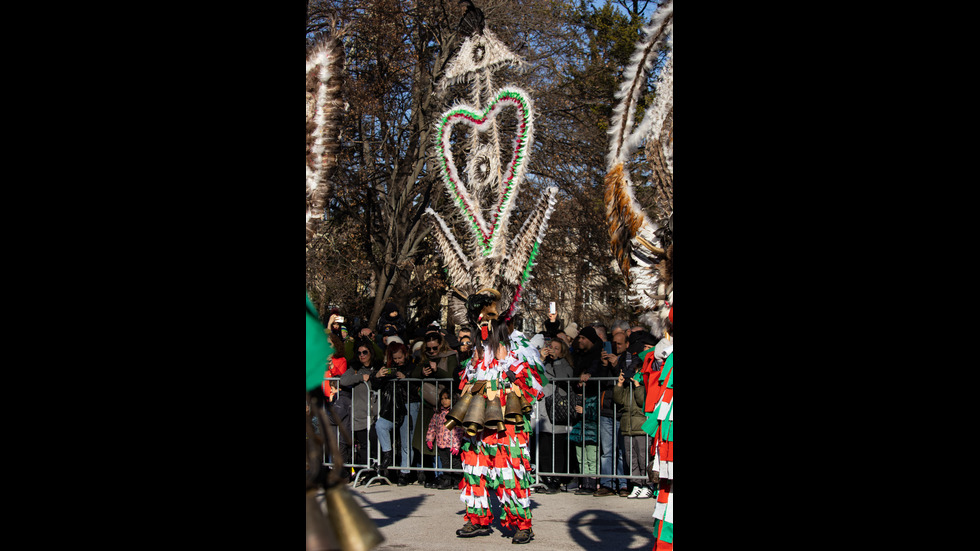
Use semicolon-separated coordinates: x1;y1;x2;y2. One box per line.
434;88;534;259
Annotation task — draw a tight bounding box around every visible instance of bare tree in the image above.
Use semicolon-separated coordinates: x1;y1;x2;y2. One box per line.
306;0;664;331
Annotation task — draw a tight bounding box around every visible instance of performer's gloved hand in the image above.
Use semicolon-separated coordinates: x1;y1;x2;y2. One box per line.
426;440;433;450
451;447;459;455
505;370;517;384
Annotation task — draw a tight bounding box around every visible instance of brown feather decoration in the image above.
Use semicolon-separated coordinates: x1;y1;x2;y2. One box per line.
604;162;649;288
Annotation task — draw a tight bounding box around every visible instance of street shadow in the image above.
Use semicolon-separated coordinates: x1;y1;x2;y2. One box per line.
349;488;426;530
564;509;654;549
464;492;651;547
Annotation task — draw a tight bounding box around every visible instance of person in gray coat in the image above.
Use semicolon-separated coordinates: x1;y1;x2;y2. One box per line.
339;338;381;469
536;337;575;493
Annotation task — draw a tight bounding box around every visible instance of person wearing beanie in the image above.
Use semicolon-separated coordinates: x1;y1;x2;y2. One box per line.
577;325;601;347
596;329;628;496
627;330;659;356
384;335;405;347
564;322;579;340
377;302;407;340
570;324;604;496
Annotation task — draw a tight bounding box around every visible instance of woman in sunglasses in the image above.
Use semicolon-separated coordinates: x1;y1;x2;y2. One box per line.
338;337;382;472
455;327;475;365
374;342;410;482
342;325;383;365
408;331;459;488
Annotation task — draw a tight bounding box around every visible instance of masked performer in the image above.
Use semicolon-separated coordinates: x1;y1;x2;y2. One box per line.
424;5;558;544
444;289;548;544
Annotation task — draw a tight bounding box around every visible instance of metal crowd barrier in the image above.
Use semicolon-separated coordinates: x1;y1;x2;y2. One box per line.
317;376;650;489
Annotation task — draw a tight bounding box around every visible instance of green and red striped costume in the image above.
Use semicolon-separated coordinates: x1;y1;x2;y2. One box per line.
457;331;546;531
641;348;673;550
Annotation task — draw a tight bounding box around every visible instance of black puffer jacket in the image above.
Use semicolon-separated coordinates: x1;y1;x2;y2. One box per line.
373;366;407;423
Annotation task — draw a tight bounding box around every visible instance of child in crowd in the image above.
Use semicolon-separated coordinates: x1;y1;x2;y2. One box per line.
426;389;464;490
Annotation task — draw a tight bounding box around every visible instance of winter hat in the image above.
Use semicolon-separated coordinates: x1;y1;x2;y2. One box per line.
386;335;404;346
564;322;579;339
382;325;399;337
381;302;400;317
627;330;658;355
578;326;601;346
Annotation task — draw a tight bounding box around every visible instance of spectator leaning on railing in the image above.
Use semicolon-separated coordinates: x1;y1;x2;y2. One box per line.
374;342;409;481
409;331;457;488
614;329;659;499
339;338;382;469
538;336;575;493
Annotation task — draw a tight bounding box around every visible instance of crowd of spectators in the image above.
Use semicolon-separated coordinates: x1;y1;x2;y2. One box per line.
314;302;672;501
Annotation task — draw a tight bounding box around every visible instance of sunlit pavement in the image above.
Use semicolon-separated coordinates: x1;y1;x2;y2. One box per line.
339;478;657;550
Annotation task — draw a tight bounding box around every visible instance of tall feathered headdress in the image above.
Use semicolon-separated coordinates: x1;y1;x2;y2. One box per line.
306;29;345;243
426;7;557;336
604;1;673;332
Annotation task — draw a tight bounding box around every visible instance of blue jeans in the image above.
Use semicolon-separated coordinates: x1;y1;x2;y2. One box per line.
401;402;421;474
375;416;395;453
600;416;626;489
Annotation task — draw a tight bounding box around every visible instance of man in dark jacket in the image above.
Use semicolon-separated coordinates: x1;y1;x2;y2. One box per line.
594;330;628;496
571;326;605;495
571;326;603;380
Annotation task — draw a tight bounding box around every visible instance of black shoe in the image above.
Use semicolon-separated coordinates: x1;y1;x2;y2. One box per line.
437;476;455;490
593;486;617;497
456;521;492;537
573;485;593;496
425;477;439;489
512;528;534;544
397;473;410;486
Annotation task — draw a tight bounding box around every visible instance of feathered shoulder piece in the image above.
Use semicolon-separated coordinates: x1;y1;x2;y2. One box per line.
604;1;673;325
306;29;346;243
426;16;557;329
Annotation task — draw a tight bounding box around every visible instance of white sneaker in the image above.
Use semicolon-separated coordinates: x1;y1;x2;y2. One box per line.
627;486;643;499
635;486;655;499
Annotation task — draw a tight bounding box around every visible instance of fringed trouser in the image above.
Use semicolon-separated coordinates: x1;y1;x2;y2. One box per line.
458;423;533;530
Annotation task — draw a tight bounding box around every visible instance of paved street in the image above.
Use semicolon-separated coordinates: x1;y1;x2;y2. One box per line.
340;478;658;550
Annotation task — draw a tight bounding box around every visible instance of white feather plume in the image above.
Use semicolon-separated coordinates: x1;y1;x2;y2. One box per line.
606;1;673;172
306;31;345;243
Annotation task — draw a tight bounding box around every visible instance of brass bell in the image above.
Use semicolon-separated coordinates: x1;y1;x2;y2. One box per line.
462;394;487;436
323;483;385;551
518;391;533;414
307;488;339;551
445;391;474;430
504;390;523;424
484;394;505;432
